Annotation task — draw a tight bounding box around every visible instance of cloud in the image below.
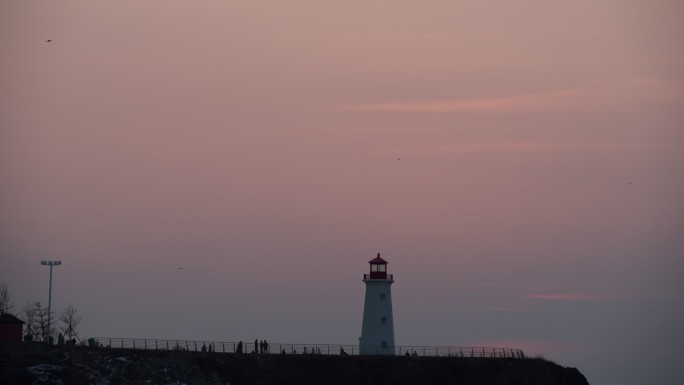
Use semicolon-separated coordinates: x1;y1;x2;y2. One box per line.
414;142;668;154
524;293;607;301
346;77;683;113
351;89;587;113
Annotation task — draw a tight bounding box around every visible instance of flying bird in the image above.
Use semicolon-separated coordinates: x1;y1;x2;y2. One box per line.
45;39;52;43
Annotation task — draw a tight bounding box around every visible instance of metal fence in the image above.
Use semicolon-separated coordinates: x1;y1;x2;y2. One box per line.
91;337;524;358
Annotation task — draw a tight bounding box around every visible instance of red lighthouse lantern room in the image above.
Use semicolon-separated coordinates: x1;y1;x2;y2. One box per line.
368;253;388;279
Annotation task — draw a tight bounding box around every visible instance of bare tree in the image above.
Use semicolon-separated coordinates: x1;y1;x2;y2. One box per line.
59;305;82;341
20;301;37;340
20;301;55;342
0;281;13;314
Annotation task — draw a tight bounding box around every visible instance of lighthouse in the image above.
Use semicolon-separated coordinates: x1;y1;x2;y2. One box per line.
359;253;395;355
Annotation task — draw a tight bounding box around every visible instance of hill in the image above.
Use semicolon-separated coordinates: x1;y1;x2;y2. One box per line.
0;343;589;385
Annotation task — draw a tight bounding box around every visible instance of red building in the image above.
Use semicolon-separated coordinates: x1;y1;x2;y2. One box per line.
0;314;24;342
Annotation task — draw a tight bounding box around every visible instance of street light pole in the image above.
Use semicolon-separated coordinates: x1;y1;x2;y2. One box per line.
41;260;61;344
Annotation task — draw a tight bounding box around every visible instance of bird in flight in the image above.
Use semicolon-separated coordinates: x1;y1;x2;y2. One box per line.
45;39;53;43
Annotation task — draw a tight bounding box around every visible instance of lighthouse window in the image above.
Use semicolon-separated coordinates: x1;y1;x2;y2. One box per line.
381;317;387;325
381;340;388;349
380;293;386;301
371;264;386;272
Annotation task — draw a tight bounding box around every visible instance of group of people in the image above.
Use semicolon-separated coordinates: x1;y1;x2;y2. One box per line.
201;340;384;356
255;339;270;354
201;342;214;352
231;339;270;354
57;333;78;346
302;346;322;355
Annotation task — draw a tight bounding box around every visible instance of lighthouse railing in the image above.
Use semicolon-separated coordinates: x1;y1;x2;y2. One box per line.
363;274;393;280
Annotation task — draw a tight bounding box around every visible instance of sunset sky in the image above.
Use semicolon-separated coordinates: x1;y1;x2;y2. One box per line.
1;1;682;384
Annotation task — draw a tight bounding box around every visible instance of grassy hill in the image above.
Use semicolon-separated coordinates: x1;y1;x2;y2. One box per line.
0;343;589;385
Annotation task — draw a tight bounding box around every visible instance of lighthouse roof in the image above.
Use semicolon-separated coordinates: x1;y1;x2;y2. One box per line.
369;254;388;264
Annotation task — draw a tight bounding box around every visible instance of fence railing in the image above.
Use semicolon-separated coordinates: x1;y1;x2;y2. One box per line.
91;337;524;358
363;274;394;280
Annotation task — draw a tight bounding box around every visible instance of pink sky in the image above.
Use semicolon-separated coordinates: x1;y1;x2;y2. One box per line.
1;1;683;384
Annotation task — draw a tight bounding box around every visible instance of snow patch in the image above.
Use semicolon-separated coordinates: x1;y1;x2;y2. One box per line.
26;363;63;382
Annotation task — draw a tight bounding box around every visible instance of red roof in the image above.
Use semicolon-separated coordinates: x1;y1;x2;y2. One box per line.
0;314;24;324
369;253;388;264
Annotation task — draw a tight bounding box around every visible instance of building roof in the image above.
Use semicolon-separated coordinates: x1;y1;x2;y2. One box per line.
0;313;24;324
369;253;388;264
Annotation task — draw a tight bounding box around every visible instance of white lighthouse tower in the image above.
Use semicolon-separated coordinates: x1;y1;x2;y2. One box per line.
359;253;395;355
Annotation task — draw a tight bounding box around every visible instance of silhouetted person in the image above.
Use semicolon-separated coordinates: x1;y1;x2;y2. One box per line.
264;340;269;354
259;340;264;354
208;344;213;353
255;339;258;354
237;341;243;354
405;351;410;357
57;333;65;346
202;343;207;352
303;346;308;354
